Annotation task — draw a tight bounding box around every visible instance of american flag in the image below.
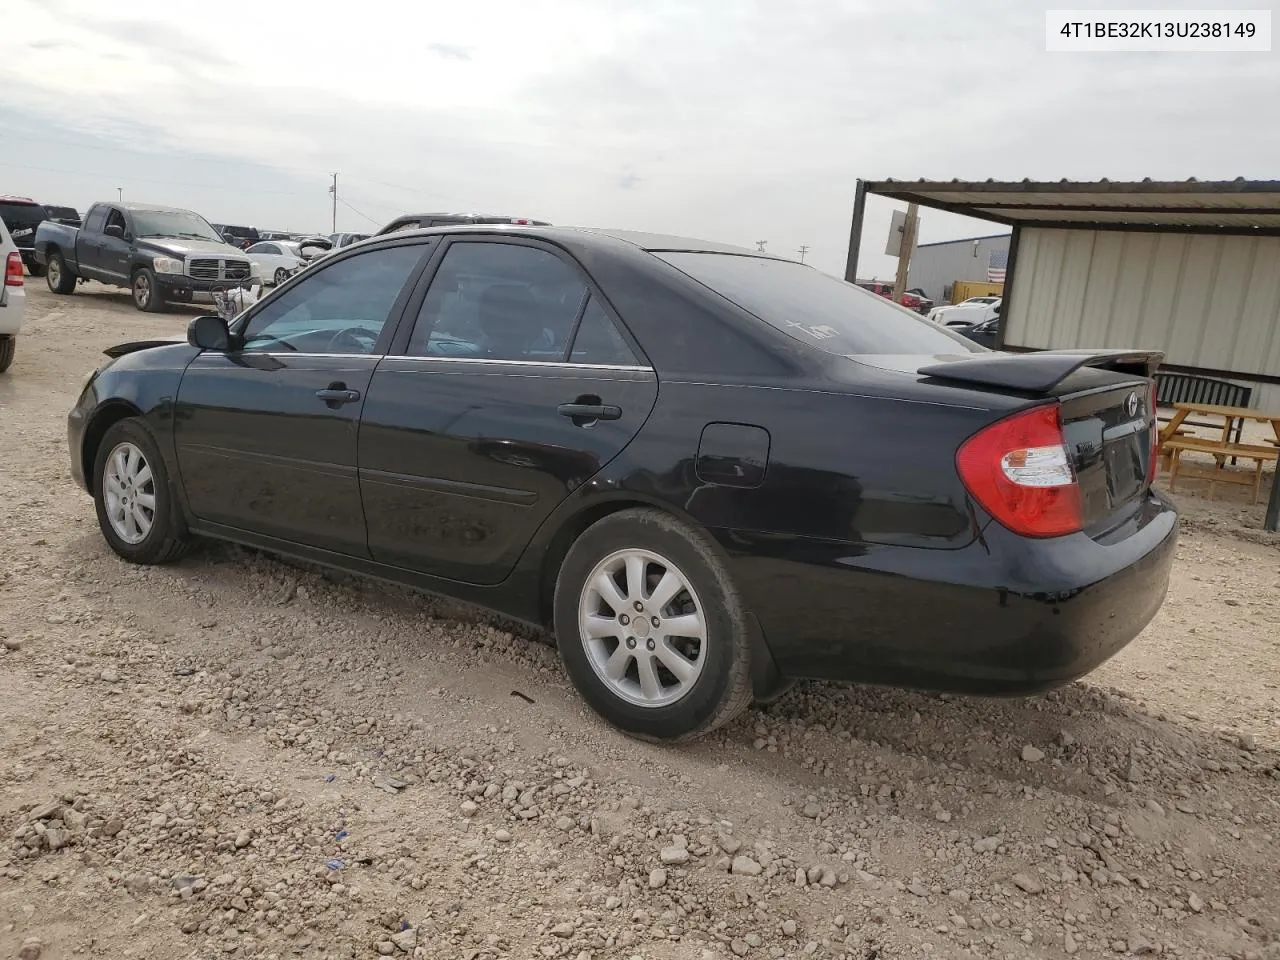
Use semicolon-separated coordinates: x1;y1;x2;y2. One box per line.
987;247;1009;283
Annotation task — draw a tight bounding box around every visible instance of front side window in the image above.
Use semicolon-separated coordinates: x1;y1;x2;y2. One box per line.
655;252;983;356
406;241;588;361
239;244;425;354
104;209;127;235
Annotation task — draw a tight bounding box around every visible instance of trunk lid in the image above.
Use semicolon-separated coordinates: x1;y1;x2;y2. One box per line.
915;349;1163;532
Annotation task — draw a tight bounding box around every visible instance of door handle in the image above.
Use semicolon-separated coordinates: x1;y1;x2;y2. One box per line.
316;387;361;404
558;402;622;422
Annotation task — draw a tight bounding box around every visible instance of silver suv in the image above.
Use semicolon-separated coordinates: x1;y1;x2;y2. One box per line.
1;216;26;373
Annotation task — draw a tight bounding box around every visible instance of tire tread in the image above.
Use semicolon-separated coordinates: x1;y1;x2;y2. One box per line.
555;507;753;742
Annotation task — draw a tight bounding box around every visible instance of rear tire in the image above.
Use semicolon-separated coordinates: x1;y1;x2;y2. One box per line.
553;508;753;742
132;268;166;312
274;268;289;286
46;253;76;294
92;418;192;565
0;336;14;374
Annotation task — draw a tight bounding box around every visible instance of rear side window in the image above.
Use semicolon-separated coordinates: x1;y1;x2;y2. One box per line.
84;206;107;235
655;252;983;356
569;297;642;366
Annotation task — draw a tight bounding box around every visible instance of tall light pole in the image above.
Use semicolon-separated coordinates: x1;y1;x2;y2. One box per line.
117;187;123;201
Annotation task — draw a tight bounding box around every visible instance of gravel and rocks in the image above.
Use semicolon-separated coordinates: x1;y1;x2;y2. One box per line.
1;285;1279;959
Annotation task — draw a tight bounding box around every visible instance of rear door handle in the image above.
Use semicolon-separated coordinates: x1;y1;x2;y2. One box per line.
558;402;622;421
316;387;361;404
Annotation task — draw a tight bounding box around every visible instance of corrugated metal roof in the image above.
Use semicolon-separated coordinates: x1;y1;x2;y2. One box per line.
865;178;1280;231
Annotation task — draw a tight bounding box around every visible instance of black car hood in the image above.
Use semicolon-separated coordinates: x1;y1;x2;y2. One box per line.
137;237;249;258
103;338;185;359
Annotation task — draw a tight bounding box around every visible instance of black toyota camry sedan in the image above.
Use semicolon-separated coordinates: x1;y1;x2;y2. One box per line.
67;225;1177;741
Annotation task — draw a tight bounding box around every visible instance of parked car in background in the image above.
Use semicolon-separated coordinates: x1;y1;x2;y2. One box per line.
330;232;370;249
0;196;51;275
954;315;1000;349
68;224;1175;742
0;217;25;373
212;224;260;249
374;212;550;236
855;279;931;315
44;205;81;226
36;202;257;312
245;238;331;285
930;296;1001;327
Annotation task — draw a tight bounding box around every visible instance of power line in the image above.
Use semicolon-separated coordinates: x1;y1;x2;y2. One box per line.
337;197;382;227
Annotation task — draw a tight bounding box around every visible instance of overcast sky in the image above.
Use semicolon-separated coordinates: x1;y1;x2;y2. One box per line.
2;0;1276;278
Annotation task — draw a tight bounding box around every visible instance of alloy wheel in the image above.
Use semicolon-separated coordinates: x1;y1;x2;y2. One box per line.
578;548;707;707
102;441;157;545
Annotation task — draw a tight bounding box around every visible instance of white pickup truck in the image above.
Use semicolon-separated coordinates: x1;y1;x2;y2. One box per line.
0;217;25;373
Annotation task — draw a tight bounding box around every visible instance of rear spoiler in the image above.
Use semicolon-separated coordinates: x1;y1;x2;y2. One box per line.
103;339;183;359
917;349;1164;395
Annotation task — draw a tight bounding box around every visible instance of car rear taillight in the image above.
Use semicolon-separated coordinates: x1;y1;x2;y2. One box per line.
509;218;532;225
956;403;1082;538
5;251;23;286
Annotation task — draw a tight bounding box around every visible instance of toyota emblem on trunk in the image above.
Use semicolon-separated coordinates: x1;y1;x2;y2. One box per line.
1125;392;1140;418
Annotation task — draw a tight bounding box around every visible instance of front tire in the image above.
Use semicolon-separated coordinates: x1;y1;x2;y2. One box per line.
0;336;14;374
92;419;191;565
553;509;753;742
132;268;166;312
46;253;76;294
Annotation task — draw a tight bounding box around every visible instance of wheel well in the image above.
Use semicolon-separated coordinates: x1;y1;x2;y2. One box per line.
45;243;60;257
536;499;657;627
81;402;143;494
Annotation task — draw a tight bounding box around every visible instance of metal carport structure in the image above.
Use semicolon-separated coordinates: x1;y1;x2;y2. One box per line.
844;178;1280;528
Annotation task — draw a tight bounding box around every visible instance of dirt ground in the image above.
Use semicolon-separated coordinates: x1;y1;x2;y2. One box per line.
2;283;1278;960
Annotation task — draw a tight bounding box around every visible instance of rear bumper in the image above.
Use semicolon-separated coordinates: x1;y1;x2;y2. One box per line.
0;289;24;335
726;488;1178;695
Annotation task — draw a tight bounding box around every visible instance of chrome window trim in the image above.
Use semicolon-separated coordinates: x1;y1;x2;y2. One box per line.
235;353;654;373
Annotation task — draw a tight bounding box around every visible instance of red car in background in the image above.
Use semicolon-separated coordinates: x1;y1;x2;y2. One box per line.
855;280;933;315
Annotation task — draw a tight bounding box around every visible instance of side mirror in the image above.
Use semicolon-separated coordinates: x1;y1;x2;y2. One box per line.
187;315;231;351
104;224;125;240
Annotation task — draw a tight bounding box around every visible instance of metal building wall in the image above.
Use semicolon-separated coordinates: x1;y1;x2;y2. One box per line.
1006;228;1280;410
904;234;1010;304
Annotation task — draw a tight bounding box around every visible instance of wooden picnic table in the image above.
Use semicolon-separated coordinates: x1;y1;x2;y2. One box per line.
1157;401;1280;506
1158;401;1280;448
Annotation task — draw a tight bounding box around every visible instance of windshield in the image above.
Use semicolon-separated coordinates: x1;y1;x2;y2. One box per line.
133;210;224;242
655;252;985;356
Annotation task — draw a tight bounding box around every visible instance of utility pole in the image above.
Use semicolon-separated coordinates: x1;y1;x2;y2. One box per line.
755;240;768;252
891;203;919;303
797;244;810;263
329;173;338;233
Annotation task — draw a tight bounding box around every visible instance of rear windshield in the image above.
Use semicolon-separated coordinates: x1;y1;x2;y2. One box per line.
0;202;48;228
655;252;984;356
